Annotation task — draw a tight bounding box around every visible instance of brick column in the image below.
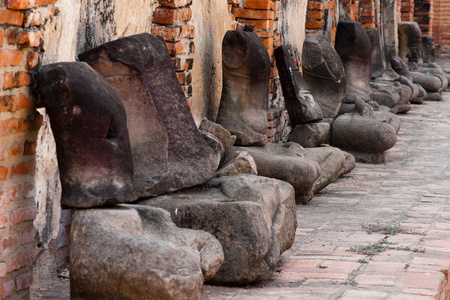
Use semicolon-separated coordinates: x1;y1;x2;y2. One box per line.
0;0;57;298
151;0;195;107
305;0;337;44
400;0;414;21
414;0;433;35
360;0;376;28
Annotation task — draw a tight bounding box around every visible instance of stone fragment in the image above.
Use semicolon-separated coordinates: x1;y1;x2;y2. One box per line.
70;205;224;299
139;174;297;285
422;35;435;63
335;21;372;103
36;62;134;208
366;28;385;79
79;33;219;199
274;45;323;125
331;99;398;163
216;30;271;146
200;118;237;165
217;151;257;177
231;143;351;203
302;34;346;118
289;122;330;148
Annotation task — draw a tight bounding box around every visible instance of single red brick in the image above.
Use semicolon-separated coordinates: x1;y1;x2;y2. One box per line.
11;160;36;177
21;226;35;245
18;94;34;109
0;9;24;25
7;252;33;273
16;272;33;291
306;20;324;29
234;8;275;20
23;140;36;155
0;263;6;277
23;12;41;27
244;0;276;10
151;25;181;42
5;28;20;45
307;10;324;20
0;95;18;112
152;7;192;25
0;50;22;66
0;214;8;228
307;1;324;10
165;40;194;56
8;0;58;10
0;167;8;181
158;0;192;8
0;280;15;298
11;206;36;226
0;184;22;205
0;118;20;136
17;31;40;47
2;235;17;252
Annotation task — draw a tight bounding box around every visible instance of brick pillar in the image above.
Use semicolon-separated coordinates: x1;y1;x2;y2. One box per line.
432;0;450;54
0;0;57;298
151;0;195;107
305;0;337;44
414;0;433;35
360;0;376;28
400;0;414;21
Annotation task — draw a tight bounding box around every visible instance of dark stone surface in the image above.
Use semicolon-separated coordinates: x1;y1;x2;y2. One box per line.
366;28;385;79
335;21;372;103
302;34;346;118
216;30;271;146
139;175;297;285
79;33;219;199
70;205;223;299
37;62;134;208
398;22;422;70
422;35;435;63
274;45;323;126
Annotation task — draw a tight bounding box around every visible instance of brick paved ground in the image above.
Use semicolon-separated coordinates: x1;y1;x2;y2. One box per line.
203;59;450;300
32;58;450;299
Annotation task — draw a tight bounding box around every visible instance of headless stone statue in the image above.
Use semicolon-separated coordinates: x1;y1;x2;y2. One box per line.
79;33;220;198
274;45;323;126
398;22;422;70
37;62;135;208
335;21;372;104
216;30;271;146
302;34;346;119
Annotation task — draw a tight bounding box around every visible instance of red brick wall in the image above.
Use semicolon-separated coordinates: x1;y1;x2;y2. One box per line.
306;0;337;43
432;0;450;54
0;0;57;298
151;0;195;107
400;0;414;21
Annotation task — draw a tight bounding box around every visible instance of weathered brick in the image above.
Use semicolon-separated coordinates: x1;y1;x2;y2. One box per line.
152;7;192;25
21;226;35;245
16;272;33;291
2;235;17;252
11;206;36;226
234;8;275;20
0;185;22;205
17;31;40;47
307;1;324;10
0;50;23;66
6;28;20;45
18;94;34;109
4;72;32;89
158;0;192;8
8;0;58;10
23;12;41;27
0;167;8;181
23;140;36;155
306;20;324;29
6;252;33;273
0;214;8;228
166;40;194;56
307;10;324;20
0;263;6;278
11;160;36;177
0;96;18;113
22;182;34;198
0;280;15;298
244;0;276;10
0;9;24;26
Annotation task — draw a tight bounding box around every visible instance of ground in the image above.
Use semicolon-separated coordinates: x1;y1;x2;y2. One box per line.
32;57;450;299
